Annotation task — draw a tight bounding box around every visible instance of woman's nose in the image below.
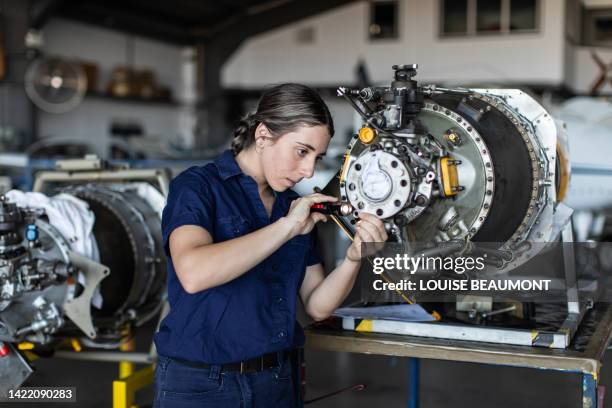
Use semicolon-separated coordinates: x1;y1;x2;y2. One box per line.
300;160;316;178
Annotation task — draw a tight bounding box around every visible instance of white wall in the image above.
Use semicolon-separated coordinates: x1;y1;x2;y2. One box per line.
566;46;612;94
583;0;612;8
222;0;567;88
38;18;195;156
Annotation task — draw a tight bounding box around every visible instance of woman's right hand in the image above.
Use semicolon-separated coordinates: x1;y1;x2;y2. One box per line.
283;193;337;237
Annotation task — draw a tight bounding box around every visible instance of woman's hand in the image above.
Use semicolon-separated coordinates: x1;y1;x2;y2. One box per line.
283;193;337;237
345;213;388;263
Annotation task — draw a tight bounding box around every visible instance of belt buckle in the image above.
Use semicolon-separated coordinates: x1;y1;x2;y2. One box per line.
239;357;266;373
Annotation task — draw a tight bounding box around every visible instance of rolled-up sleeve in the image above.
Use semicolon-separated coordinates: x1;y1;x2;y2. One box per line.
161;170;214;257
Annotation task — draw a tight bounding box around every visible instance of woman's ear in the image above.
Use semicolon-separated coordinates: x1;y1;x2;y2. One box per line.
254;123;269;140
253;124;264;152
254;123;274;153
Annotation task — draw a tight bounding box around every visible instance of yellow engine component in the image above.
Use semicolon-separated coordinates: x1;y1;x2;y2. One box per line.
70;338;82;352
17;342;34;350
440;157;460;197
358;126;376;144
339;153;350;183
556;140;570;202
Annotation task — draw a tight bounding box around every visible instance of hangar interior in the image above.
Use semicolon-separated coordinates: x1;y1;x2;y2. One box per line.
1;0;612;407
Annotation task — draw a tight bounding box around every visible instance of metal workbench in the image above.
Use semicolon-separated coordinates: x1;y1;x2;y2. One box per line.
305;302;612;408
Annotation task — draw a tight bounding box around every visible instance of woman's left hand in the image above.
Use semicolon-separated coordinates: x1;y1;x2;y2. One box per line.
345;213;388;263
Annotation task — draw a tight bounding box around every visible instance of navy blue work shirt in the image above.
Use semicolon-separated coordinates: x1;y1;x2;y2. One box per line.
154;149;322;364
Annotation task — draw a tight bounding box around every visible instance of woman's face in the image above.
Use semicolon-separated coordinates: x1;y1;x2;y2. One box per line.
258;124;331;192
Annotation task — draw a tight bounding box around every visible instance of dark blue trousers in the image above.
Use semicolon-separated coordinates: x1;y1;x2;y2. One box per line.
153;353;298;407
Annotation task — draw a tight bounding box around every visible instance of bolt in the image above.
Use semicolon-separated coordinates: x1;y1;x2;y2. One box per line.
415;195;428;206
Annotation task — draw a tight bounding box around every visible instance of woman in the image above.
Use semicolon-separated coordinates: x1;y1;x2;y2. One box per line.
153;83;387;407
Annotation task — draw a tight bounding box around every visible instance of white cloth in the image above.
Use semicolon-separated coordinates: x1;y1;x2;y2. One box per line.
5;190;103;309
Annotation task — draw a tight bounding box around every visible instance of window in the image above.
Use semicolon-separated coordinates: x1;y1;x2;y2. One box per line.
595;17;612;42
477;0;502;33
584;9;612;46
369;1;398;40
510;0;537;31
441;0;539;37
443;0;468;35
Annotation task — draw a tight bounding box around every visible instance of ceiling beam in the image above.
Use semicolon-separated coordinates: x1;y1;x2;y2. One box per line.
58;1;193;44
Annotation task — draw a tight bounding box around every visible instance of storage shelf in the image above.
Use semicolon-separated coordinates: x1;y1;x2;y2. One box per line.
85;91;183;107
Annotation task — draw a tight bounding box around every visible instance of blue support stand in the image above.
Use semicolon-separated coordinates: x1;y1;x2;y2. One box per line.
408;357;419;408
583;373;597;408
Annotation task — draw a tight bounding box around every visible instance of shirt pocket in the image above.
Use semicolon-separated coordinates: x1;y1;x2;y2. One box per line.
216;215;251;242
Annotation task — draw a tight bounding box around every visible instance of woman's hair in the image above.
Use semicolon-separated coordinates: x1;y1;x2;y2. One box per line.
231;83;334;155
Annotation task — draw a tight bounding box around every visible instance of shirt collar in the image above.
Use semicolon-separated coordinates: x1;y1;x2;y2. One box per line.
214;149;296;204
214;149;243;180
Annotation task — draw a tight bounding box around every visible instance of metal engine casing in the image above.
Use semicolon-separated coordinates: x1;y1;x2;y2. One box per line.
0;161;169;397
336;64;568;271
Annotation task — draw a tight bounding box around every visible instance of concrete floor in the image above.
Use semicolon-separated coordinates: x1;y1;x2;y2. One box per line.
8;318;611;408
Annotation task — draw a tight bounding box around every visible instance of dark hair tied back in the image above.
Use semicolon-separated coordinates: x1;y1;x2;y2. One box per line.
231;83;334;155
230;113;258;155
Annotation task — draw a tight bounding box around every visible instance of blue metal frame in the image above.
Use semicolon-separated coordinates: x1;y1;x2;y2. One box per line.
583;373;598;408
408;358;419;408
406;359;598;408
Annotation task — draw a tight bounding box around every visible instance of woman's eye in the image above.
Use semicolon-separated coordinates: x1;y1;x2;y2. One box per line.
297;149;307;157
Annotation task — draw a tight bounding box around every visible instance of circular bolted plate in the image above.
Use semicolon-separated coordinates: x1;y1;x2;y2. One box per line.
344;150;412;218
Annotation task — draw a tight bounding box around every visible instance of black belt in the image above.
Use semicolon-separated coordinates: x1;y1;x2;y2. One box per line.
172;350;291;374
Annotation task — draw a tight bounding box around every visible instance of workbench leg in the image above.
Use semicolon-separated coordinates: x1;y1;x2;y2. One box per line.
408;358;419;408
583;373;597;408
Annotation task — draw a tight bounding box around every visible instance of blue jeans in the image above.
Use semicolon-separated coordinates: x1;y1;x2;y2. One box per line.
153;353;297;407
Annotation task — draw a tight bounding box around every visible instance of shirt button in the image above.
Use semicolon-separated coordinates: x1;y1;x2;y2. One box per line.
277;297;284;303
278;331;286;338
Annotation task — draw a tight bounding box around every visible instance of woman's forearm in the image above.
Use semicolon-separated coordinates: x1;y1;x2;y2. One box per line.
176;218;295;293
305;257;362;320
